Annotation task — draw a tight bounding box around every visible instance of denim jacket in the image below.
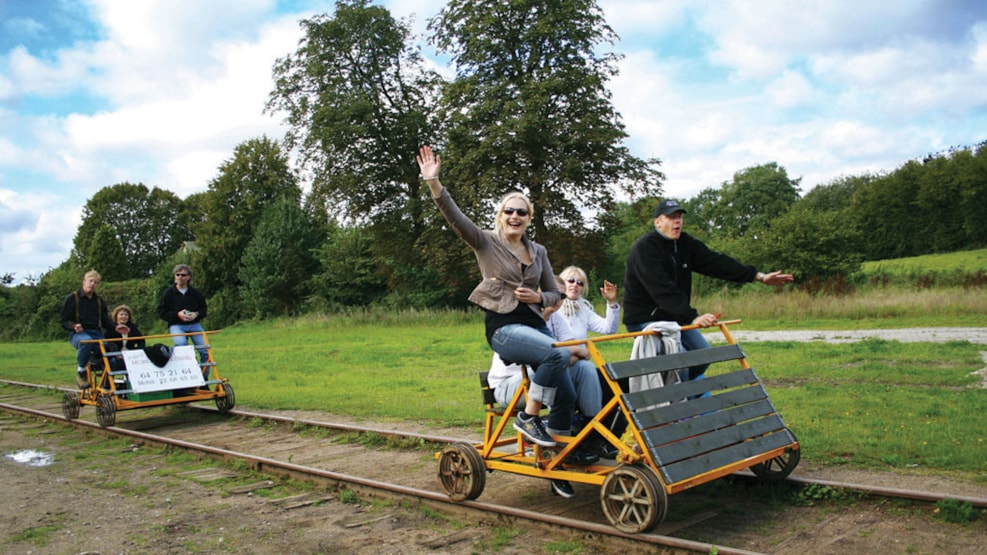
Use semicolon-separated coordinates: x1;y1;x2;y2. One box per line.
433;188;561;315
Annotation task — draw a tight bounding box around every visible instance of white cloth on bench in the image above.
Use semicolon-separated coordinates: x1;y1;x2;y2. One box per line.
629;321;684;404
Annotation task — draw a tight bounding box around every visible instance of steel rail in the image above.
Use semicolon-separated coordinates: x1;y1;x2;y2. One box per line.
4;378;986;510
0;399;763;555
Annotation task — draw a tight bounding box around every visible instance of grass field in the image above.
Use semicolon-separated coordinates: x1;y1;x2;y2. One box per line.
2;306;985;479
3;249;987;477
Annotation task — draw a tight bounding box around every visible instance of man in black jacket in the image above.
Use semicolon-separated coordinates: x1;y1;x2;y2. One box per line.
157;264;209;364
623;199;793;379
60;270;114;388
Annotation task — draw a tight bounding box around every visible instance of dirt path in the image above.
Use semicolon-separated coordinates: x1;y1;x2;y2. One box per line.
708;327;987;345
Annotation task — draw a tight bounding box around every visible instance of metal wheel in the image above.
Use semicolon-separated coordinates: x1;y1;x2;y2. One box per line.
751;447;800;480
95;394;117;428
62;391;81;420
215;382;236;412
437;442;486;501
600;465;668;533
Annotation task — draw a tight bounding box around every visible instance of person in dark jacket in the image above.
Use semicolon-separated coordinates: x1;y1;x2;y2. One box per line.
60;269;114;388
104;304;146;371
623;199;793;379
157;263;209;363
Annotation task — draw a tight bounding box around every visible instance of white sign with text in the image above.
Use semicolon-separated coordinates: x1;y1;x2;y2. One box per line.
122;345;204;393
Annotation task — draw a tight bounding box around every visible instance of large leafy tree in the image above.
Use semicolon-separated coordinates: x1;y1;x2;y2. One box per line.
750;205;863;287
266;0;440;220
72;182;190;279
239;198;323;317
704;163;801;240
193;136;301;299
266;0;444;299
87;224;128;282
429;0;663;243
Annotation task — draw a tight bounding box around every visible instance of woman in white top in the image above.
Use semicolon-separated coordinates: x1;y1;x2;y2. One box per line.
558;266;620;338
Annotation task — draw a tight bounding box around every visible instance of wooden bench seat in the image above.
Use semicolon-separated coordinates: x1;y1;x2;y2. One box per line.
604;345;796;486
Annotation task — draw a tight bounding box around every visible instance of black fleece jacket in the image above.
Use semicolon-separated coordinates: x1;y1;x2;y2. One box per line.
623;230;758;326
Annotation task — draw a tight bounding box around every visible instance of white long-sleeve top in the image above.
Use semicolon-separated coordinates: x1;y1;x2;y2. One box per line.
559;297;620;339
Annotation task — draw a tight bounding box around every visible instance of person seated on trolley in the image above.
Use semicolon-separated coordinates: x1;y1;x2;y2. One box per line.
103;304;146;371
157;263;209;365
487;275;603;498
59;269;115;389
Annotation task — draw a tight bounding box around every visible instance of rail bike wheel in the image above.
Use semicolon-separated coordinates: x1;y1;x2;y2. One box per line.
751;446;800;480
437;442;486;501
62;391;81;420
95;394;117;428
600;465;667;533
215;382;236;412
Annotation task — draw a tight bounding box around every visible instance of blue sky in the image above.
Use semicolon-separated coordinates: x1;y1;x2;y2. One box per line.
2;0;985;283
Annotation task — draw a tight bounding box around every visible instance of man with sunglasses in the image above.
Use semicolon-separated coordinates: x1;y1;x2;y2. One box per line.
623;200;793;380
157;264;209;364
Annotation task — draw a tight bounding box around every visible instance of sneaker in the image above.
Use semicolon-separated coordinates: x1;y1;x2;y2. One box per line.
550;479;575;498
513;413;556;447
595;441;619;460
563;445;599;466
75;372;89;389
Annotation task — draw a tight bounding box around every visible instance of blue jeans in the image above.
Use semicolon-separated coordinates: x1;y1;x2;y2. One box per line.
625;323;711;380
70;329;105;369
169;323;209;363
569;359;602;419
491;323;575;433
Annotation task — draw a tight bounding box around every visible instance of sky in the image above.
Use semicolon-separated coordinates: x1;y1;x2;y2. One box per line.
2;0;985;283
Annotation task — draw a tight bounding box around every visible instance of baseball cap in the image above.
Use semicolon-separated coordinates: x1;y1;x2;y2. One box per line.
653;199;687;217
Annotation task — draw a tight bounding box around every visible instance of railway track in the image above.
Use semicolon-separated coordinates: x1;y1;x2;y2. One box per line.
2;380;985;554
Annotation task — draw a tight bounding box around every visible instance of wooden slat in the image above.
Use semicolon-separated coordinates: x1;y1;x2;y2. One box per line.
637;398;777;444
646;414;788;466
624;368;763;413
655;430;795;485
604;344;745;380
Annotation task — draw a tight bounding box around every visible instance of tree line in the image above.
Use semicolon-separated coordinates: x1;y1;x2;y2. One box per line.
2;0;985;341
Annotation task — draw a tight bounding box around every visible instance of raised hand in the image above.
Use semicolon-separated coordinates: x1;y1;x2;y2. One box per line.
416;145;441;180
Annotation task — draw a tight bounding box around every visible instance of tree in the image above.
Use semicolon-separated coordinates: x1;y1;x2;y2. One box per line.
312;224;389;307
429;0;663;241
267;0;440;219
266;0;444;300
239;198;323;317
705;163;801;240
851;161;921;260
72;182;190;279
193;136;301;302
87;224;129;282
751;206;863;288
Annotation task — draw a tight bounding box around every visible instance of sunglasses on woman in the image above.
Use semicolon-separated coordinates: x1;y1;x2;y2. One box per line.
566;278;585;286
502;207;529;217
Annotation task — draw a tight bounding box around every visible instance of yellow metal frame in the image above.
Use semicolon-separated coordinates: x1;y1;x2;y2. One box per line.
77;330;231;410
453;319;800;495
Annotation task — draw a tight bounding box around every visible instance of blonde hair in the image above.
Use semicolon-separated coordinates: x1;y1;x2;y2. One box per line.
83;269;101;283
494;191;534;235
560;266;588;288
111;304;134;322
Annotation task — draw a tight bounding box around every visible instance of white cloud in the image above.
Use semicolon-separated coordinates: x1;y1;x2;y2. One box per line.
1;0;986;282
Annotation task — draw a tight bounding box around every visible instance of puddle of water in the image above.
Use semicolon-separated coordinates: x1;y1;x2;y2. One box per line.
5;449;54;467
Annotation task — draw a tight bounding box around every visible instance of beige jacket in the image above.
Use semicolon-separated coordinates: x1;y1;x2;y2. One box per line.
433;188;561;315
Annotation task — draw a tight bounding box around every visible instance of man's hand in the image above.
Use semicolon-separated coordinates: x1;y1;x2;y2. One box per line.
692;313;719;328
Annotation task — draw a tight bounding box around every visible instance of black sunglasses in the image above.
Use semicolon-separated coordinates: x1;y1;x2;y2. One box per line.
566;278;585;287
502;207;529;217
175;273;190;277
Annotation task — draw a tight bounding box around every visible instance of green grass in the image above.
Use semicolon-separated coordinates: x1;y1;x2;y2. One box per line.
863;247;987;275
2;287;986;476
